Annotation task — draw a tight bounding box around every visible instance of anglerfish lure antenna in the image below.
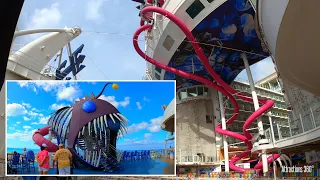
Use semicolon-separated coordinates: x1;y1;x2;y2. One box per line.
95;83;118;99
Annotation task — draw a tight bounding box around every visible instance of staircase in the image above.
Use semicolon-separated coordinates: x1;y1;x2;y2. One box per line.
73;129;124;172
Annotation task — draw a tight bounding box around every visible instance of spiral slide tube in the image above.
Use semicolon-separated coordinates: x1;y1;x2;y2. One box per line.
133;6;280;172
32;126;59;152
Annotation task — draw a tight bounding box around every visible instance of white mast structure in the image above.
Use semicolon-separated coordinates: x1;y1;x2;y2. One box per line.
0;27;83;160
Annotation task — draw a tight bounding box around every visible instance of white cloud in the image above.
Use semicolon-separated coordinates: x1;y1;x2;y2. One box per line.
16;121;21;124
50;103;66;111
126;116;163;134
39;116;51;125
126;122;148;134
147;116;163;132
22;102;31;109
7;103;27;116
27;3;62;29
7;129;38;141
17;81;28;87
31;108;41;112
23;116;31;121
57;86;81;102
9;127;14;130
98;95;130;108
86;0;107;21
136;102;142;110
31;115;51;125
17;81;81;102
28;111;43;117
23;126;31;129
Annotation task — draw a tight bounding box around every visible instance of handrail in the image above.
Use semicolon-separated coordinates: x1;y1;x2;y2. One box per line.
109;144;122;162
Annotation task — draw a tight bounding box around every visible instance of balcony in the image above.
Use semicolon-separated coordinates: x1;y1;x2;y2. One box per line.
272;104;320;151
177;85;210;103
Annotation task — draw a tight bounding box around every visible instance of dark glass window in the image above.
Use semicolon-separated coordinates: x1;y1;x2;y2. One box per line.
155;73;161;80
186;0;205;19
207;0;214;2
162;35;175;51
155;66;162;74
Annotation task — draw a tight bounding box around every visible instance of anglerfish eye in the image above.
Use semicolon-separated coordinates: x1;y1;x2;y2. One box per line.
82;101;96;113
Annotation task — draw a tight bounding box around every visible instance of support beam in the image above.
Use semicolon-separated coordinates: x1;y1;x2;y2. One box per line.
268;113;276;144
241;53;268;175
218;92;229;172
14;28;72;37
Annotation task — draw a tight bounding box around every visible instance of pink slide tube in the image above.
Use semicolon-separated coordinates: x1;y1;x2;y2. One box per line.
32;126;59;152
133;6;280;172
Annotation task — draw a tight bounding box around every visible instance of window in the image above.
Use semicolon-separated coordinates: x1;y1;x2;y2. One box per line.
155;73;161;80
186;0;205;19
162;35;175;51
206;115;212;123
187;87;197;97
197;86;204;96
207;0;214;2
180;89;187;100
204;87;208;96
155;66;162;74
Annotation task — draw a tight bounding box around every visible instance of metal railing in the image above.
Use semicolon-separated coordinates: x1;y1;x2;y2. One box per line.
109;144;123;163
176;150;216;164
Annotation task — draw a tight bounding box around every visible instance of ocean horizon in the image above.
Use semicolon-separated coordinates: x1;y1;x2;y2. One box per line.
7;147;171;154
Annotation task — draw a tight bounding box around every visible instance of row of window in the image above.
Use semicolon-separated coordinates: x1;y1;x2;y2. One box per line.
155;0;215;77
177;86;209;101
225;102;289;118
231;83;285;102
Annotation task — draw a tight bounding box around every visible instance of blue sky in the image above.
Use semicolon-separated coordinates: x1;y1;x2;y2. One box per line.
6;81;175;150
14;0;275;82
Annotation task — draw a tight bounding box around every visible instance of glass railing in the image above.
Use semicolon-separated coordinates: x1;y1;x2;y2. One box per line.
274;104;320;141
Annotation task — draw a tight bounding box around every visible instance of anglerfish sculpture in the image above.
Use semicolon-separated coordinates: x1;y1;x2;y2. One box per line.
32;83;129;171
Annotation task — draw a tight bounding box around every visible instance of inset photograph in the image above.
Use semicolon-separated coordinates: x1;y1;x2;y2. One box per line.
6;80;176;176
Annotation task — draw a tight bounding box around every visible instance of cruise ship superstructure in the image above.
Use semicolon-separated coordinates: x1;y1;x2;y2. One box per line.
1;27;85;163
132;0;320;178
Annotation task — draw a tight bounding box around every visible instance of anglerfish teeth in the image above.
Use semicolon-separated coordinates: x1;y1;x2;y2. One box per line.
82;126;85;135
100;116;104;131
88;122;91;136
103;115;108;128
109;113;116;123
113;113;121;121
94;118;97;136
117;113;129;122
